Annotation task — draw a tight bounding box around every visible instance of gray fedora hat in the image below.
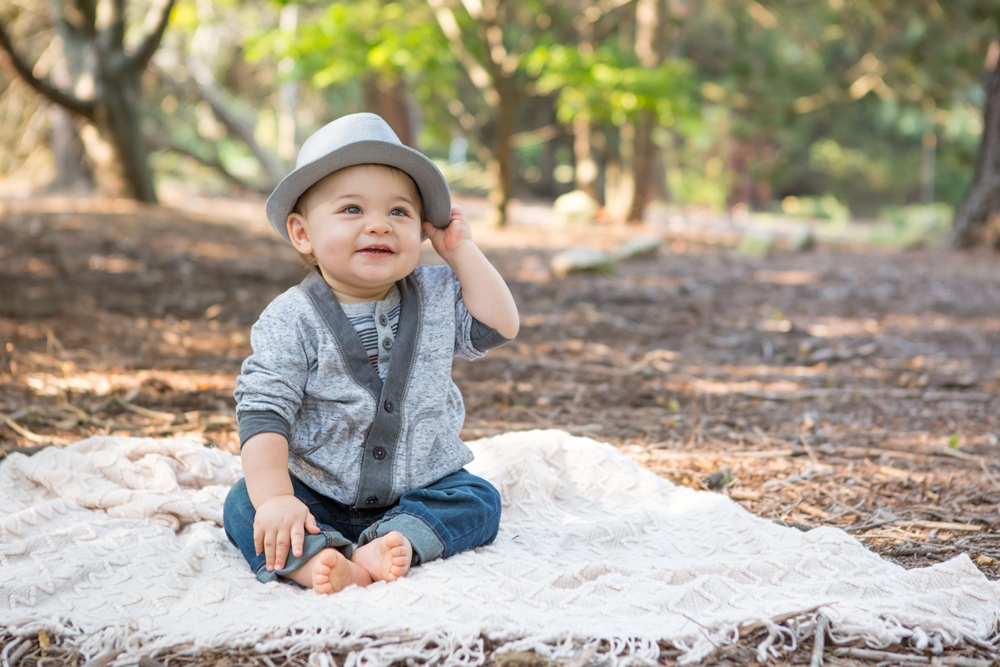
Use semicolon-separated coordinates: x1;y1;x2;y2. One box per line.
265;113;451;244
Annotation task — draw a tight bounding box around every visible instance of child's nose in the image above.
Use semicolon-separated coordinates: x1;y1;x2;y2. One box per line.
364;215;393;234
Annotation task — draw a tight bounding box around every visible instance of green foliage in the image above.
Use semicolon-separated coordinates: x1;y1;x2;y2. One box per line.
676;0;999;213
526;45;698;127
247;2;450;89
780;194;851;225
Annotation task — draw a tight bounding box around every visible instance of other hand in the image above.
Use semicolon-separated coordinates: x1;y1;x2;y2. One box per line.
423;205;475;263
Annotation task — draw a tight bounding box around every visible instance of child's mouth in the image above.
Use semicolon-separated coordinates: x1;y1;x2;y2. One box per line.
359;246;394;255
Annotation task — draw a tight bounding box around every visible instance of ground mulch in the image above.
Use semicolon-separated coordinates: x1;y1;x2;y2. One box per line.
0;195;998;666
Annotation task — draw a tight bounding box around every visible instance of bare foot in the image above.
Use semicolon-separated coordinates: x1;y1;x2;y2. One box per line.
351;531;412;582
284;548;372;594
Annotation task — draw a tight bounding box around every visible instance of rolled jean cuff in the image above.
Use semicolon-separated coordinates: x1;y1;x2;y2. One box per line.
359;512;445;567
255;530;354;584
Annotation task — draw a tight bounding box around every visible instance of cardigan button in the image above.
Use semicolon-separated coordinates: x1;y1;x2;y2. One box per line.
384;399;393;413
365;495;378;507
373;446;387;460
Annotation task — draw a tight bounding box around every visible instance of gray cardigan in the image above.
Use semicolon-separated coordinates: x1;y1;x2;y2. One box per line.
235;265;510;509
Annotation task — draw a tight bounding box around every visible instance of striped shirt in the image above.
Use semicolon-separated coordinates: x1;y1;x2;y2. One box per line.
339;284;401;380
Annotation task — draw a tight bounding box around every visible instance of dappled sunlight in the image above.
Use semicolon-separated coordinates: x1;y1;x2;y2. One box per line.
806;318;881;337
25;369;235;397
753;270;819;285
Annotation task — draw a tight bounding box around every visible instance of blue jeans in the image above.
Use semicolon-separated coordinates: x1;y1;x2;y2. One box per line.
223;469;501;583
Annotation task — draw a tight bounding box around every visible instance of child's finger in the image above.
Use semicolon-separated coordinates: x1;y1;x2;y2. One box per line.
305;512;320;534
274;530;291;570
253;524;264;556
290;522;305;558
264;529;276;570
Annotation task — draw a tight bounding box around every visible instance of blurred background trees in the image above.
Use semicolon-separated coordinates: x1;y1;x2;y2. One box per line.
1;0;998;242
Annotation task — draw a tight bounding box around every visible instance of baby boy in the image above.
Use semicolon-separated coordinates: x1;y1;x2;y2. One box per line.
223;113;519;593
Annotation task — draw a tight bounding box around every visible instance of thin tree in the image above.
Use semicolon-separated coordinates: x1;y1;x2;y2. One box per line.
0;0;176;203
953;36;1000;249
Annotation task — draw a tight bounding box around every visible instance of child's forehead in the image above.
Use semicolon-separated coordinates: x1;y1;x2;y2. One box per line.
314;164;420;197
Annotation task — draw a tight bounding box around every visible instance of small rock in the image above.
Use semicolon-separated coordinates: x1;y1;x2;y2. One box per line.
554;190;599;223
706;467;734;490
613;235;662;261
550;247;614;277
809;347;837;364
736;230;776;257
785;228;815;252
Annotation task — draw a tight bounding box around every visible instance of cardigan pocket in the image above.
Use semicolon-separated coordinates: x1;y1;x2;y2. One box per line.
296;403;359;485
403;409;447;489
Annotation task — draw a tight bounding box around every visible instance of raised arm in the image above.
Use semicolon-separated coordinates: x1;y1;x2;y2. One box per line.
422;205;519;339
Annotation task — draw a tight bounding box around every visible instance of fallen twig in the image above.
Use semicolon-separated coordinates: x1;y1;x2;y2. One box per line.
81;649;122;667
832;647;993;667
113;397;177;422
810;614;828;667
0;412;69;445
741;388;991;403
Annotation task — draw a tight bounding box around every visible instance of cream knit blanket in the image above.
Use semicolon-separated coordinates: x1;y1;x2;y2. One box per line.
1;430;997;666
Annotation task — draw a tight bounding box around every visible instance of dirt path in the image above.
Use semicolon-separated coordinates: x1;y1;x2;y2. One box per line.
1;196;999;664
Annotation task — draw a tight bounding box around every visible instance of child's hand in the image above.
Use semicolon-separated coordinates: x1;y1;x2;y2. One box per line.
253;494;321;572
423;205;475;264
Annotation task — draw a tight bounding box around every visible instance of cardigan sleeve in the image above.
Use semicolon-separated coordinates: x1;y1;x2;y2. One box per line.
234;310;310;447
453;280;513;360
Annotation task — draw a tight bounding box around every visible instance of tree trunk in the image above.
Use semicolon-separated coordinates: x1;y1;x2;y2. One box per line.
953;36;1000;249
573;112;600;200
0;0;174;204
538;100;557;197
491;81;517;226
362;76;415;148
379;80;414;148
46;32;94;193
625;110;654;223
608;121;636;221
97;65;157;202
47;107;94;193
277;4;299;162
573;0;599;201
622;0;661;224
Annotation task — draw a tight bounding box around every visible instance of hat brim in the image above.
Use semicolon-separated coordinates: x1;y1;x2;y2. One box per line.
265;140;452;244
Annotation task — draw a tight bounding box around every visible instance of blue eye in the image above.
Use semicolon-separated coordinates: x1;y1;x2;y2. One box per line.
343;205;361;214
390;207;409;217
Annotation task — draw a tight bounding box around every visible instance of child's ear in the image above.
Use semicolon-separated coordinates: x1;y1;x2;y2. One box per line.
287;213;312;253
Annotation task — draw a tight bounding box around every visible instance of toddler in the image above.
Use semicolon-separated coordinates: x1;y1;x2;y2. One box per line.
223;113;519;593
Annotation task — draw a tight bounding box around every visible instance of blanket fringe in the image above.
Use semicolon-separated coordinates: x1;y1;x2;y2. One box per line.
3;610;998;667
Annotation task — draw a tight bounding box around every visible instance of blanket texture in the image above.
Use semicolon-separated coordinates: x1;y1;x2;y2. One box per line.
1;430;997;666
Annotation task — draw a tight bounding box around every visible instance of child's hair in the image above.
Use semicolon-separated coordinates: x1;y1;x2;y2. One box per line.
292;164;424;272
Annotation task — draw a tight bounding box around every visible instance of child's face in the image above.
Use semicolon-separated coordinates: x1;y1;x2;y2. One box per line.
287;164;424;303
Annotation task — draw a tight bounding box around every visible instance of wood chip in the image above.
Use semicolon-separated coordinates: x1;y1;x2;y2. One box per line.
730;489;761;501
896;520;983;533
798;501;834;520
